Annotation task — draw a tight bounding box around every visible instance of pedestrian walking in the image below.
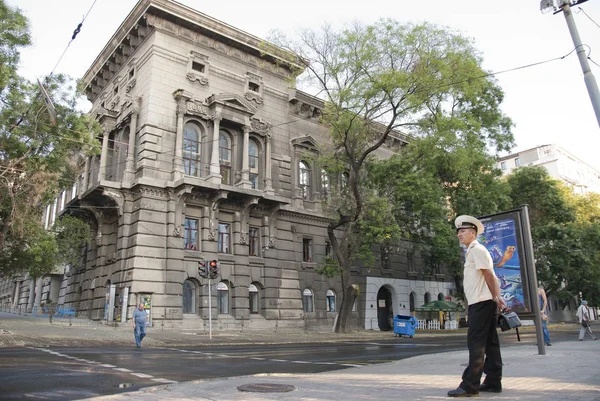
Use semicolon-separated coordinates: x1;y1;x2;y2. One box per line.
133;303;147;348
576;300;598;341
538;287;552;346
447;215;506;398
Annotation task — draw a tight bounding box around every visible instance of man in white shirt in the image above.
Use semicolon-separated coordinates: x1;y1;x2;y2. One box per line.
576;300;598;341
448;215;507;398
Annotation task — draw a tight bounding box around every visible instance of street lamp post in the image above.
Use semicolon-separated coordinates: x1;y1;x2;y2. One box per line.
541;0;600;128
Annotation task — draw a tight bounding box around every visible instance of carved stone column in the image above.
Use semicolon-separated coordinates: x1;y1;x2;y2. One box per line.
208;112;222;182
83;157;90;193
33;278;43;310
237;125;251;188
264;132;274;194
99;129;110;181
27;277;35;313
173;95;186;181
125;97;141;182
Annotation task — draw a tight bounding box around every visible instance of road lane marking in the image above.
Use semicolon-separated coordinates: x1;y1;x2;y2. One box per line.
152;378;178;384
131;373;154;378
113;368;132;372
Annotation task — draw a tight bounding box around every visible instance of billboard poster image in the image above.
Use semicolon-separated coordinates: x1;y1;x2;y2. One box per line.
478;213;528;313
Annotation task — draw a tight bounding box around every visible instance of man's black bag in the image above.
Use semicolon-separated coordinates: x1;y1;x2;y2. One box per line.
498;311;522;332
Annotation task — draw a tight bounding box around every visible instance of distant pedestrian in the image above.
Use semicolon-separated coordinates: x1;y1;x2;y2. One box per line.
448;215;506;398
133;303;147;348
537;287;552;346
576;300;597;341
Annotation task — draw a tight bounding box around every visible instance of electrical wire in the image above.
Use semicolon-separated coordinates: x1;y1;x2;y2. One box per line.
578;7;600;30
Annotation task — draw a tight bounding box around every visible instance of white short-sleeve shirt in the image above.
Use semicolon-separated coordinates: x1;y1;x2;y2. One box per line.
463;240;495;305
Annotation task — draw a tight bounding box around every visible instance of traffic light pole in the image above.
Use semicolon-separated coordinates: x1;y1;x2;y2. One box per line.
208;278;212;340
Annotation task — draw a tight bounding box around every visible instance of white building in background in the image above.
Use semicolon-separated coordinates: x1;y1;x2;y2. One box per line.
496;144;600;195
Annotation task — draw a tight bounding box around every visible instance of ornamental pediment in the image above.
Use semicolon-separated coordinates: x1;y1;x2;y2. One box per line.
206;93;257;116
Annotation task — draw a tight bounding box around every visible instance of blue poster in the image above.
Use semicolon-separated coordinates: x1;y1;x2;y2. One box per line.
478;217;526;312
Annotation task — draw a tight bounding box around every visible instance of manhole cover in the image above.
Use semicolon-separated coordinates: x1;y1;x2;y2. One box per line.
237;383;296;393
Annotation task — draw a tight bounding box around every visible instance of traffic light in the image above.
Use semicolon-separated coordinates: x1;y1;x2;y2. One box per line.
198;260;208;278
208;260;219;279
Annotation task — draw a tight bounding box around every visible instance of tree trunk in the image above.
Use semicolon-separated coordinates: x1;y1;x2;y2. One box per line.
335;267;357;333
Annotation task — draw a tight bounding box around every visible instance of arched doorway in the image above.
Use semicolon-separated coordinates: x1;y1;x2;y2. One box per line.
377;286;393;331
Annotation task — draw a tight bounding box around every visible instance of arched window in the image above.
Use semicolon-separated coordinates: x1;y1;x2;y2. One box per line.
410;292;415;312
302;288;314;312
219;131;232;185
249;139;259;189
183;123;202;177
183;280;196;314
299;161;310;199
321;169;330;199
326;289;336;312
249;283;259;314
438;292;444;301
217;282;229;314
424;292;431;304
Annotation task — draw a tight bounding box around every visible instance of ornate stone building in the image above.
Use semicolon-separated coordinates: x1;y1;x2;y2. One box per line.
1;0;455;330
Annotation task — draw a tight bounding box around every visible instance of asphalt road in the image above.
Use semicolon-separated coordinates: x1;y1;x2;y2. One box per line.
0;329;573;401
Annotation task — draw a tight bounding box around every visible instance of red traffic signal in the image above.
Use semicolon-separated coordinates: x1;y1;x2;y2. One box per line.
209;260;219;279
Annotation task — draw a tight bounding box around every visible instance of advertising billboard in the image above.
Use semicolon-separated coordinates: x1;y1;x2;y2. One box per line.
478;211;531;313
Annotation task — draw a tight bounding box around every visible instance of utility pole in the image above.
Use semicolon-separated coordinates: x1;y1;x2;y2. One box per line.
541;0;600;127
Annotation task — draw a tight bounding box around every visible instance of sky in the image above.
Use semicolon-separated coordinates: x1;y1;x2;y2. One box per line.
8;0;600;170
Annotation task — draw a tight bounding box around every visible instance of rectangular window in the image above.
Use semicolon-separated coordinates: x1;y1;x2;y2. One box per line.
249;227;260;257
218;288;229;314
303;238;313;262
184;218;199;250
249;291;258;313
515;158;521;167
248;82;260;92
249;173;258;189
501;161;507;170
218;223;230;253
192;61;205;73
325;241;332;257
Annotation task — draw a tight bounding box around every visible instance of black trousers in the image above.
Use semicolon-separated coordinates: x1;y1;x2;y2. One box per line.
460;300;502;392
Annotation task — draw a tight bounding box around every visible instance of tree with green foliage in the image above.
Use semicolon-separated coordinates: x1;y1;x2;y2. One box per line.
505;165;600;305
0;0;100;278
271;20;513;332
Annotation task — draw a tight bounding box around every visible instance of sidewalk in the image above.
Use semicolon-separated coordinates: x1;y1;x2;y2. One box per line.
2;312;599;400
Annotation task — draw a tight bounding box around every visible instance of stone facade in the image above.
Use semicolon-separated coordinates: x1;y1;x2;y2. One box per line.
0;0;454;330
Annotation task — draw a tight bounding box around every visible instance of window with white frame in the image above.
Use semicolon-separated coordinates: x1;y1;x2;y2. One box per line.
326;289;336;312
249;139;259;189
249;283;259;314
184;218;199;250
299;161;310;199
302;288;314;313
500;161;507;170
183;122;202;177
515;158;521;167
218;223;230;253
217;282;229;314
219;131;232;185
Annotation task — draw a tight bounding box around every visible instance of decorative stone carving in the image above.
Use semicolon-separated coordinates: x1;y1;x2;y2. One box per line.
240;231;248;245
173;226;182;237
210;111;222;122
208;228;217;241
95;232;102;246
244;92;263;105
125;78;136;93
250;118;271;135
186;73;209;85
268;236;276;248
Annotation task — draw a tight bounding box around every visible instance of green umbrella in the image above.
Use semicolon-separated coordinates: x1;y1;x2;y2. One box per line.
414;300;465;312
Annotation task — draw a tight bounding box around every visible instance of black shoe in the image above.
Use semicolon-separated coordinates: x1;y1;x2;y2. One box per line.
546;342;552;346
447;387;479;397
479;383;502;393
